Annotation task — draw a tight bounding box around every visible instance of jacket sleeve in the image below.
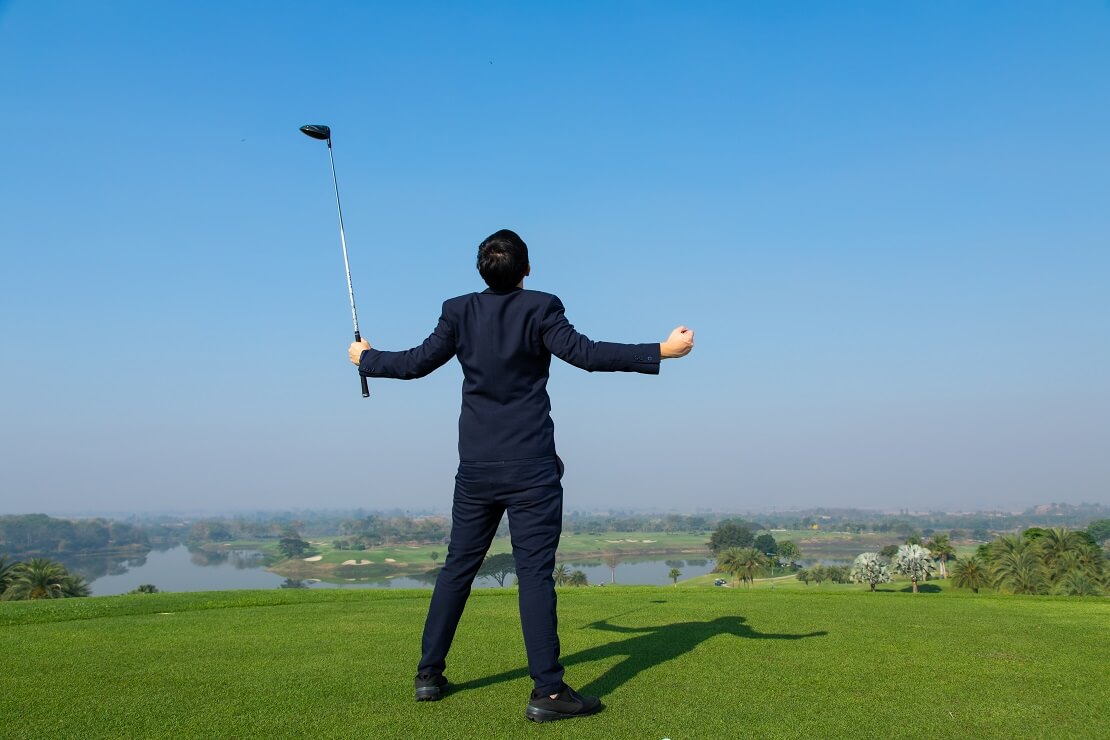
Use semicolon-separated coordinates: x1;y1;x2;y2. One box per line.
540;295;660;374
358;306;456;380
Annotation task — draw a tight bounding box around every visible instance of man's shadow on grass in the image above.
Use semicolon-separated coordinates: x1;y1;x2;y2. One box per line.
453;615;827;697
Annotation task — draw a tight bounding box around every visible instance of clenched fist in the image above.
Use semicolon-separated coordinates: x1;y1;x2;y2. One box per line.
349;338;371;365
660;326;694;359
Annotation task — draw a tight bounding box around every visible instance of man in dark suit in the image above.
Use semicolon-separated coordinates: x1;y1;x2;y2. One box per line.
347;229;694;722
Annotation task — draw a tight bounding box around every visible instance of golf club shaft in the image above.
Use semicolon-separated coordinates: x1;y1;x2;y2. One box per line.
325;140;370;398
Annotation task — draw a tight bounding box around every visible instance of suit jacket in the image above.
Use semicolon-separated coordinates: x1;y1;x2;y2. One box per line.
359;287;660;462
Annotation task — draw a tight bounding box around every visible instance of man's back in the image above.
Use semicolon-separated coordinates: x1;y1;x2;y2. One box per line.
359;287;660;462
349;228;692;719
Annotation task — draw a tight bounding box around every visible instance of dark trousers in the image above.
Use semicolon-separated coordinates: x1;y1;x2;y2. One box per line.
417;456;565;695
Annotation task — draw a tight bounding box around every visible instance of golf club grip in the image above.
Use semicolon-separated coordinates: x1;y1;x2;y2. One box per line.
354;331;370;398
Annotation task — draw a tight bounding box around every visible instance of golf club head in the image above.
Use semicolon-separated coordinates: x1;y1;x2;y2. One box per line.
299;124;331;141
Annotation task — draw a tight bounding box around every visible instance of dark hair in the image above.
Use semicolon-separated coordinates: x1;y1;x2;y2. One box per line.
477;229;529;290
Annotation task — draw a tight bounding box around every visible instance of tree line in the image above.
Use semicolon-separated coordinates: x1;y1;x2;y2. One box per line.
842;526;1108;596
952;527;1108;596
706;522;805;586
0;514;149;556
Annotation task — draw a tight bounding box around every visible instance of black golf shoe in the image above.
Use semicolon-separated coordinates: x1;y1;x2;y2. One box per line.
414;673;448;702
524;684;603;722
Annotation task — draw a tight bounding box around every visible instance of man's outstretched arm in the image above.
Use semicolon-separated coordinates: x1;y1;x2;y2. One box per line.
541;296;694;372
347;309;456;380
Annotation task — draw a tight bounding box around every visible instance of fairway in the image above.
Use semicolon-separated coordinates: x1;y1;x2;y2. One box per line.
1;588;1106;739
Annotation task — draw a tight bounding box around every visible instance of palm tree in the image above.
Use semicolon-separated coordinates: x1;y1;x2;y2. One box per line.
990;540;1047;595
718;547;765;587
849;552;891;592
1036;528;1085;582
568;570;588;587
552;564;570;586
892;544;937;593
950;556;988;593
62;574;91;597
1054;570;1103;597
926;534;955;579
989;533;1028;560
1;559;70;600
668;567;681;586
1067;543;1108;582
717;548;741;585
0;556;15;597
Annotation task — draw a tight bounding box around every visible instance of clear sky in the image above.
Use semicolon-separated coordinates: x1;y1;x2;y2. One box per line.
1;1;1107;515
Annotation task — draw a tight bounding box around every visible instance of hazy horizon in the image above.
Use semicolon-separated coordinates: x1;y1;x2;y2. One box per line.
5;501;1107;522
2;3;1108;515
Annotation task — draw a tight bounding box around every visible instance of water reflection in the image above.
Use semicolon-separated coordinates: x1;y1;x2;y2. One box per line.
58;551;153;583
190;548;227;567
84;546;287;595
189;548;270;569
78;545;717;595
559;556;717;586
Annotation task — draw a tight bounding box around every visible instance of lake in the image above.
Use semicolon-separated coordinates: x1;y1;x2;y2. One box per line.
72;546;717;595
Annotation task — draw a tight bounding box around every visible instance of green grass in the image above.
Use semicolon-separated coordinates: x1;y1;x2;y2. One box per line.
1;587;1106;738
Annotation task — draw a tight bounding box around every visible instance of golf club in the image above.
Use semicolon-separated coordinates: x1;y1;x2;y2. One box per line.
300;123;370;398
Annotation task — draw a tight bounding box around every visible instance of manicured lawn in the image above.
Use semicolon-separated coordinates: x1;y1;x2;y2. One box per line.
554;531;711;556
1;587;1106;738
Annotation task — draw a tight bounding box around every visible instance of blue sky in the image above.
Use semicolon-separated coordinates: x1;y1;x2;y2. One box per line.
1;1;1107;515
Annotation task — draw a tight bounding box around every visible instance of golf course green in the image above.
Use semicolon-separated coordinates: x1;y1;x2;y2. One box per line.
1;586;1105;738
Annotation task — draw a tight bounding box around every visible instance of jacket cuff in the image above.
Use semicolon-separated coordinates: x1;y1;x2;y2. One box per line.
630;343;661;374
358;348;380;377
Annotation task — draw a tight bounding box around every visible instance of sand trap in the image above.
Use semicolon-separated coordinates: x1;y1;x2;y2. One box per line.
342;559;357;565
625;539;638;542
606;540;623;543
359;560;371;565
642;540;656;543
384;558;397;563
303;555;323;562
